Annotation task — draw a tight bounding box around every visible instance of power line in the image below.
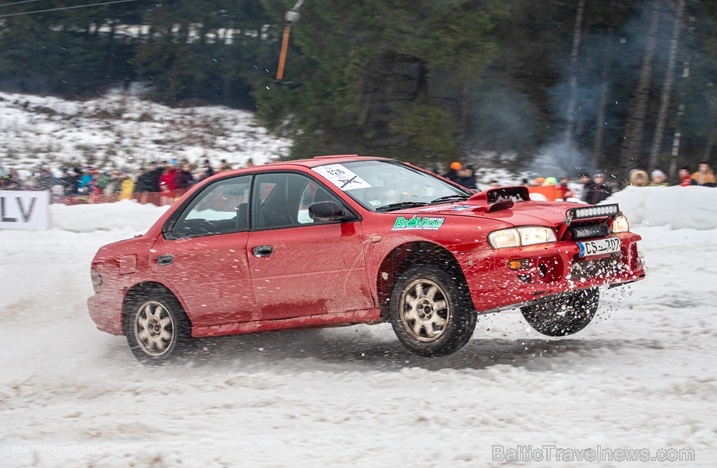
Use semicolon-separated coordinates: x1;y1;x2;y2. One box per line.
0;1;43;8
0;0;138;18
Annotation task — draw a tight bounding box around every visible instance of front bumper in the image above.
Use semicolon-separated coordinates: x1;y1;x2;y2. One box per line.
462;232;645;312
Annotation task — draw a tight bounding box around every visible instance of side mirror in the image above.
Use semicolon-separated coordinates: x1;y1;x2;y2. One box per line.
309;201;350;221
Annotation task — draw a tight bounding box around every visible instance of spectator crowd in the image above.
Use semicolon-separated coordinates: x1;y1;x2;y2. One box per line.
441;160;716;205
2;157;715;207
0;157;261;206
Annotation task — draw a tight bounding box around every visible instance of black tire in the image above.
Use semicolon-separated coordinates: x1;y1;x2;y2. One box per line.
521;288;599;337
124;288;193;365
390;265;476;357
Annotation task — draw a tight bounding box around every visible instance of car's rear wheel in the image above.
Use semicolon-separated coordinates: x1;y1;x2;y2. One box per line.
521;288;599;337
390;265;476;357
124;289;193;365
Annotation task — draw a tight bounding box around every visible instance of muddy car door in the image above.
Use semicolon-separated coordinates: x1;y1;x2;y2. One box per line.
151;175;257;328
247;171;373;321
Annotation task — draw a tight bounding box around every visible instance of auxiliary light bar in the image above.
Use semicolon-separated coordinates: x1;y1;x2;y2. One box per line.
568;203;619;221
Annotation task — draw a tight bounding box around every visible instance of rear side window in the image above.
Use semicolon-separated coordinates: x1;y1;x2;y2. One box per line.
170;176;251;238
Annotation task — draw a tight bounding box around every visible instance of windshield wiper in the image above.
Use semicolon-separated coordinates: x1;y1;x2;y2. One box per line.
376;201;429;212
430;194;470;204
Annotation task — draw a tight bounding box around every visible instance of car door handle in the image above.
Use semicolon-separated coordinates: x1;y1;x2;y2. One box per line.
252;245;274;258
157;254;174;266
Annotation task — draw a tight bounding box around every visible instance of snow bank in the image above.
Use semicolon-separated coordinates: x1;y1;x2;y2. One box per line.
43;184;717;235
50;201;168;233
607;185;717;230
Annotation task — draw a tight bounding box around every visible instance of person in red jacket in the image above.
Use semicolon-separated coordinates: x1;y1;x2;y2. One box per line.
558;176;574;200
678;166;697;186
159;164;178;205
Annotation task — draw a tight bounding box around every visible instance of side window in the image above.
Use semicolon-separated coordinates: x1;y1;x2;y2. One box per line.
297;181;341;224
252;172;344;230
170;176;250;238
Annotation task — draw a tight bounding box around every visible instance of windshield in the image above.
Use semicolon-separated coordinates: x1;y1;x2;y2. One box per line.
313;160;471;212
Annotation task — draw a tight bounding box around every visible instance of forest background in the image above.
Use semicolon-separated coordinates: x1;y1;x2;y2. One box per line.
1;0;716;182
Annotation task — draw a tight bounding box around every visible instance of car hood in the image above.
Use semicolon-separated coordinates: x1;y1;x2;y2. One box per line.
406;201;574;228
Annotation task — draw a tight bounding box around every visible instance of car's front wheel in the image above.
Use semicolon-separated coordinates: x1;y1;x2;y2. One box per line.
390;265;476;357
521;288;599;337
124;289;193;365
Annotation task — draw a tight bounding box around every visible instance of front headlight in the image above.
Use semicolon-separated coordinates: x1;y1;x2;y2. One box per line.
611;214;630;233
488;226;557;249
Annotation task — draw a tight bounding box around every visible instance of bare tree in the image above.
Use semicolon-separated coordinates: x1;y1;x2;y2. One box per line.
704;128;717;162
564;0;585;149
619;2;661;174
649;0;686;171
593;29;614;169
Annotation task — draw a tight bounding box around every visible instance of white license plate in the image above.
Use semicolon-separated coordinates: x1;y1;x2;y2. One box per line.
577;237;621;257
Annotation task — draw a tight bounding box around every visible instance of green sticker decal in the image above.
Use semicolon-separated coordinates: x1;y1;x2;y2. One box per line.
392;216;445;231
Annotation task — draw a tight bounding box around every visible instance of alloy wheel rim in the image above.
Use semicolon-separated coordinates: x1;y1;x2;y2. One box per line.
400;278;450;342
133;301;176;357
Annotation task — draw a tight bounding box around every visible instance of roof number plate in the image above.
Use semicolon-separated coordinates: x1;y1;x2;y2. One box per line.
577;237;621;258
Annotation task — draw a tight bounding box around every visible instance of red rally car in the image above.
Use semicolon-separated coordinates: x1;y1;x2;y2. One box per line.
88;156;645;364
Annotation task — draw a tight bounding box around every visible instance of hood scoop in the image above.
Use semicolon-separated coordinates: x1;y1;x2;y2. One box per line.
466;186;528;213
486;199;515;212
470;199;515;214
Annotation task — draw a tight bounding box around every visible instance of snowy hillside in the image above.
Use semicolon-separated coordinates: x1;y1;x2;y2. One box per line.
0;90;291;174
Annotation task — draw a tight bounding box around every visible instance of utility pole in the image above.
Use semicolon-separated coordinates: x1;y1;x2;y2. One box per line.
275;0;304;82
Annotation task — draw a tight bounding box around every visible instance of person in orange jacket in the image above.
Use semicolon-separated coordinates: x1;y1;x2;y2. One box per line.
691;161;717;187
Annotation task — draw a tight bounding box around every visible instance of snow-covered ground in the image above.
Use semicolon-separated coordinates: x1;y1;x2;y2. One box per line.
1;94;716;467
1;186;716;467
